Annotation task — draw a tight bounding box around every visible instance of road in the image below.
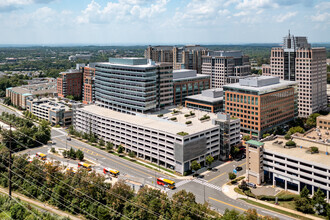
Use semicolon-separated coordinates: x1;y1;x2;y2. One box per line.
21;128;293;220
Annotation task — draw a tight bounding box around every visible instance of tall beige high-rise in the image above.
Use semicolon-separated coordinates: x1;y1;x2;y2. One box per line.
263;31;327;117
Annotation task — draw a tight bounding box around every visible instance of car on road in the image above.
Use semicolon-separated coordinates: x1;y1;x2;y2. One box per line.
235;166;243;171
67;136;71;141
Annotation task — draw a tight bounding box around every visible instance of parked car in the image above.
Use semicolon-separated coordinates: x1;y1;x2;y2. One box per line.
235;166;243;171
67;136;71;141
247;182;256;188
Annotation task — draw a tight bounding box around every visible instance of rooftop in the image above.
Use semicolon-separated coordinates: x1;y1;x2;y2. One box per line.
263;138;330;167
96;57;157;68
246;139;264;147
27;97;73;111
7;82;57;95
173;69;209;81
78;105;220;136
317;114;330;121
207;50;244;58
186;88;223;103
223;76;297;94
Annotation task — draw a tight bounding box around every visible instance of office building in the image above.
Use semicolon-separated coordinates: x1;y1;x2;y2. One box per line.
95;58;173;114
223;76;298;139
173;45;208;73
26;97;73;126
246;138;329;202
262;32;327;117
83;66;96;104
213;113;241;160
202;51;251;88
173;69;210;105
185;88;224;113
6;82;57;109
57;69;83;98
74;105;240;174
316;114;330;130
145;46;173;63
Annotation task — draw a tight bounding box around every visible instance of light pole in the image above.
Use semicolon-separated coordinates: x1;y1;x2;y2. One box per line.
66;136;68;151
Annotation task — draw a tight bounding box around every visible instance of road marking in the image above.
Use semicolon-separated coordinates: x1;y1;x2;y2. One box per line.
238;162;246;167
52;135;66;138
175;179;191;188
209;197;265;217
207;172;226;182
193;179;222;191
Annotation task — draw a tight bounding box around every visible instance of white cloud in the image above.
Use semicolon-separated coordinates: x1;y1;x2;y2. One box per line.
274;11;297;22
311;12;330;22
76;0;168;24
236;0;279;10
0;0;55;12
315;1;330;10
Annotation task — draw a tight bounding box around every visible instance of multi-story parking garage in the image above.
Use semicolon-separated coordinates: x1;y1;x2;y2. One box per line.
74;104;240;174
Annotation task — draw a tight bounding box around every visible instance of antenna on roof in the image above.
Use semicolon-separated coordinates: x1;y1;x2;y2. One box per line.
288;29;290;37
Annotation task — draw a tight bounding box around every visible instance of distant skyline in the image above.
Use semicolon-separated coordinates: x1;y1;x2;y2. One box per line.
0;0;329;45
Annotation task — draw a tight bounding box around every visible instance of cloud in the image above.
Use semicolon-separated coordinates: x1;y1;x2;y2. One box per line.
311;12;330;22
275;11;297;22
236;0;279;10
315;1;330;10
0;0;56;12
76;0;168;24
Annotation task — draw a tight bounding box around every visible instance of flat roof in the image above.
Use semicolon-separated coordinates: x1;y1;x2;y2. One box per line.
247;140;264;146
317;114;330;120
78;105;219;136
186;93;223;103
263;138;330;167
223;79;297;93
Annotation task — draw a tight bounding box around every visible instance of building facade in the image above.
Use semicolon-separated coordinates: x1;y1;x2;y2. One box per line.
173;69;210;105
202;51;251;88
185;88;223;113
262;32;327;117
246;138;330;202
145;46;173;63
83;66;96;104
57;70;83;98
26;97;73;126
6;83;57;109
173;45;208;73
95;58;173;114
74;105;240;174
317;114;330;130
223;76;298;139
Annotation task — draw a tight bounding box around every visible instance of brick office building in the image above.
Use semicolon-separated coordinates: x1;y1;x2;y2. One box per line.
57;70;83;98
83;66;96;104
223;76;297;139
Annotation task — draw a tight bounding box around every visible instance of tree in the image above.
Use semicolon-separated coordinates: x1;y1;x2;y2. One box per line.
62;150;67;158
312;188;327;215
99;138;105;146
262;133;270;138
205;155;214;169
285;140;296;147
76;149;84;161
117;145;124;154
228;172;236;180
230;146;240;158
306;113;320;128
221;209;244;220
3;97;12;105
128;151;136;158
68;147;76;159
289;126;305;134
106;142;113;152
284;133;291;140
243;135;251;141
239;180;249;191
190;160;201;176
300;186;310;198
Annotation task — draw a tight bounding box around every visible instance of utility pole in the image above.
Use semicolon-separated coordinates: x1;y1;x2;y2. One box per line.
8;124;12;199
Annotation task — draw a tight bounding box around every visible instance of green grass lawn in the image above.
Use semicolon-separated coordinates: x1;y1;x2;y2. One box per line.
241;198;313;220
234;187;245;195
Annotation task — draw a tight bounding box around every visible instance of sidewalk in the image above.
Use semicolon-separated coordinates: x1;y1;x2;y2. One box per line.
0;187;82;220
222;182;323;220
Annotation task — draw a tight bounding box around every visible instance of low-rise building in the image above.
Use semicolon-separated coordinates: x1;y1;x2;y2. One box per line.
173;69;210;105
73;105;240;174
6;83;57;109
317;114;330;130
185;88;223;113
26;97;73;126
246;138;330;202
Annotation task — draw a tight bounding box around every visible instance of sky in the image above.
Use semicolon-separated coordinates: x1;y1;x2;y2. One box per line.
0;0;329;45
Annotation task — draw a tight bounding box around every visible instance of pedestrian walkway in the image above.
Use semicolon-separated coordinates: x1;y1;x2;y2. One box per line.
175;179;191;188
193;179;222;191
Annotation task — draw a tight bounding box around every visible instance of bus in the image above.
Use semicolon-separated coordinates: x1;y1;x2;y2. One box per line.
36;152;47;161
157;178;175;189
103;168;120;177
78;162;92;171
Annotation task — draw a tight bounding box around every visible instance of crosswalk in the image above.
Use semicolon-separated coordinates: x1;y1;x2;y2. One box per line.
175;179;222;191
175;179;191;188
192;179;222;191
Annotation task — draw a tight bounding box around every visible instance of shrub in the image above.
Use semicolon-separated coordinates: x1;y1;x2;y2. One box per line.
62;150;67;158
184;114;190;117
172;109;178;114
190;111;195;116
199;115;210;121
262;133;270;139
157;114;163;117
170;117;177;121
117;145;124;154
231;179;237;184
310;146;319;153
177;131;189;136
76;149;84;161
128;151;136;158
50;147;56;153
242;135;251;141
289;126;305;134
228;172;236;180
285;140;296;147
185;121;192;125
284;133;291;140
239;180;249;191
